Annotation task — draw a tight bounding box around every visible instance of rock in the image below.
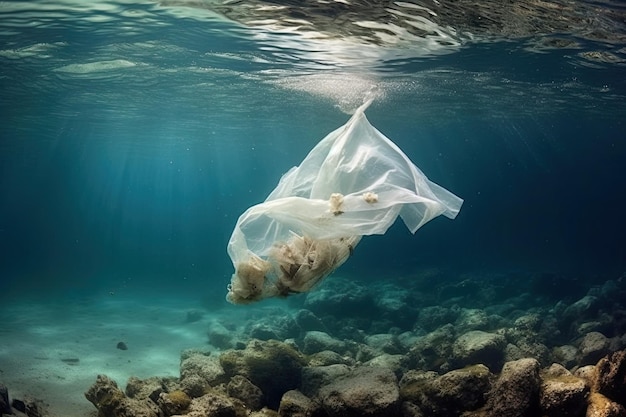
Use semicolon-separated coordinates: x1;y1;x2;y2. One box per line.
373;283;412;322
219;339;306;409
594;349;626;404
0;383;10;414
227;375;263;410
579;332;611;366
11;396;49;417
586;392;626;417
302;331;347;355
303;277;373;317
544;363;573;378
364;333;404;355
248;323;281;341
553;345;579;369
319;366;400;417
400;401;425;417
575;365;598;387
85;374;159;417
207;322;235;349
179;374;210;398
157;390;191;416
452;330;507;371
406;324;455;371
563;296;599;320
278;390;321;417
125;376;167;403
185;391;247;417
364;354;404;376
417;306;458;332
180;351;227;386
539;373;589;417
301;364;351;397
401;365;492;416
294;309;326;332
486;358;541;417
307;350;354;367
455;308;491;332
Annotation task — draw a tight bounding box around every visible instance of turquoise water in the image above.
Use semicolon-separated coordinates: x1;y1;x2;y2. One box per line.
1;0;625;301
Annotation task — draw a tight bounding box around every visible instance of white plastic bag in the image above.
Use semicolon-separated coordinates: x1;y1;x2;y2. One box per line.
226;100;463;304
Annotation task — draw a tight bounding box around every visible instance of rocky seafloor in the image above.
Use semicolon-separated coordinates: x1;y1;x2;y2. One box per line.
4;269;626;416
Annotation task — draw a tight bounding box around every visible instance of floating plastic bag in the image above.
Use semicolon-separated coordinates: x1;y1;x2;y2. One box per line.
226;100;463;304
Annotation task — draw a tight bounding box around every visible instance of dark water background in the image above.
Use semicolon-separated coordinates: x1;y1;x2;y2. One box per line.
1;1;625;305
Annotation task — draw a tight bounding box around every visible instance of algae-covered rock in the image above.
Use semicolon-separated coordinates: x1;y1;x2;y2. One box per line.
85;374;159;417
417;306;459;332
185;390;248;417
319;366;400;417
593;349;626;404
406;324;455;371
301;364;351;397
125;376;177;403
452;330;506;371
157;390;191;416
302;331;347;355
579;332;611;366
400;365;492;416
227;375;263;410
586;392;626;417
485;358;541;417
278;390;321;417
180;351;227;387
307;350;354;367
539;373;588;417
219;339;306;409
553;345;579;368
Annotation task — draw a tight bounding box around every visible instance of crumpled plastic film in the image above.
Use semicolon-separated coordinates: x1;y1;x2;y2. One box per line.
226;99;463;304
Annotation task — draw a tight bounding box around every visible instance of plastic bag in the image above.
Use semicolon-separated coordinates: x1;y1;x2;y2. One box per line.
226;100;463;304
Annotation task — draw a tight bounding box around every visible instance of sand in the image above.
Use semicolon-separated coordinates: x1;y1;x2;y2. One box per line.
0;292;216;416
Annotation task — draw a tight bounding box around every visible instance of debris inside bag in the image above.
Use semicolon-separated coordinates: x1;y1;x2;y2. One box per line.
226;99;463;304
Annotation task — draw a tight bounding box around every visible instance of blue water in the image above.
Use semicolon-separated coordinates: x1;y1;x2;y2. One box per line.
1;0;625;304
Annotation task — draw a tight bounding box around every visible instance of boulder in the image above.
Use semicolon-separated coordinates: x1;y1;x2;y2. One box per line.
185;391;247;417
278;390;321;417
125;376;168;403
452;330;506;371
406;324;455;371
0;383;10;414
586;392;626;417
219;339;306;409
307;350;354;367
157;390;192;416
400;365;492;416
303;278;373;317
539;373;589;417
294;309;326;333
302;331;347;355
227;375;263;410
486;358;541;417
84;374;159;417
301;364;351;397
579;332;611;366
553;345;579;369
593;349;626;405
364;333;404;355
318;366;400;417
417;306;458;332
180;351;227;386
